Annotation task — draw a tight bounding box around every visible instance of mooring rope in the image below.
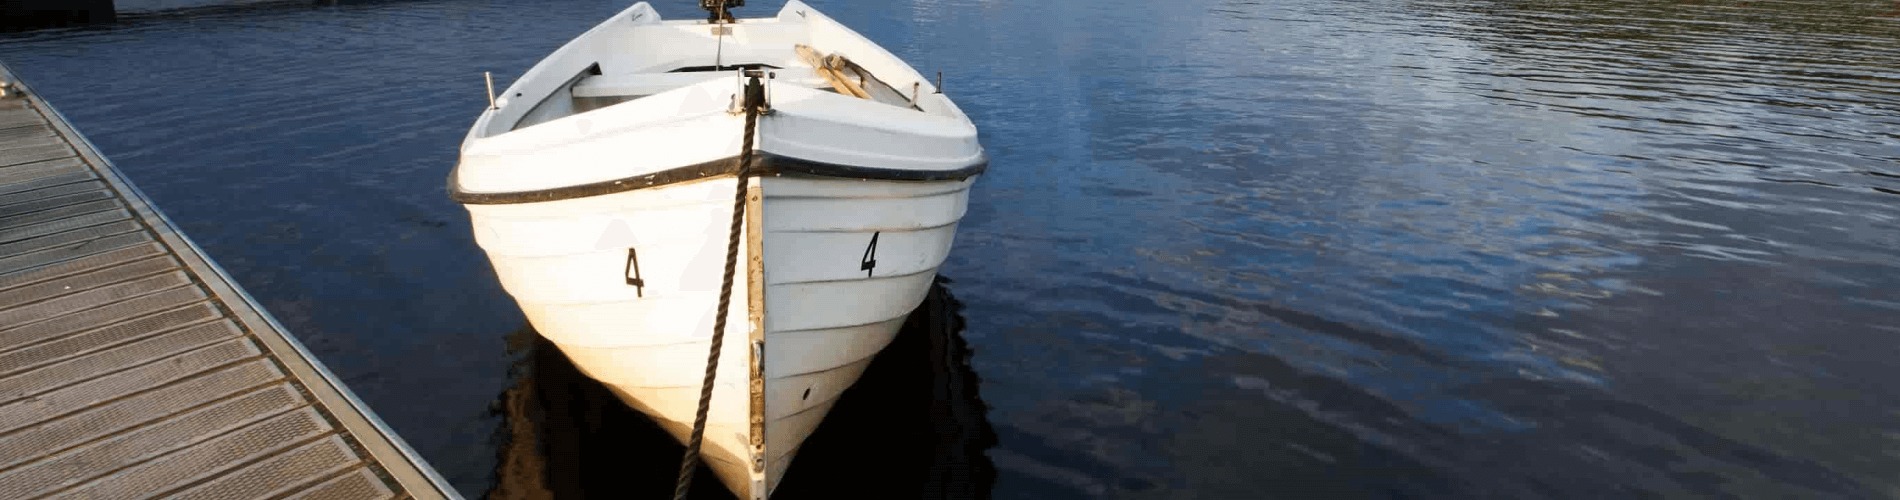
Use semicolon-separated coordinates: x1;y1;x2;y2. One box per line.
675;73;766;500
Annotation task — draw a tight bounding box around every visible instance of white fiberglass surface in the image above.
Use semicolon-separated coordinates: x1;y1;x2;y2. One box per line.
473;1;956;140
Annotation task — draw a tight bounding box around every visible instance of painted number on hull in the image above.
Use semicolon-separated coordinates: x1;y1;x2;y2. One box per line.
860;232;880;277
625;248;645;297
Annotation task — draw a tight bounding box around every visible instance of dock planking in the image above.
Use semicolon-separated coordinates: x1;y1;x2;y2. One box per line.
0;63;459;499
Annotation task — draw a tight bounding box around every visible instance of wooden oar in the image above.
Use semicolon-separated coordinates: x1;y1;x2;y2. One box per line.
794;44;871;99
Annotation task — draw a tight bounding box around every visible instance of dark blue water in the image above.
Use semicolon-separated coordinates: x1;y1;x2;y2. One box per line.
5;0;1900;498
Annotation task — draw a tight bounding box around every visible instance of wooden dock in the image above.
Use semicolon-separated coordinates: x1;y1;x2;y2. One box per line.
0;63;460;499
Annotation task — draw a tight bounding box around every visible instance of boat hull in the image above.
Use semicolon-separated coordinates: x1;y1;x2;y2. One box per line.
453;2;984;497
465;173;974;498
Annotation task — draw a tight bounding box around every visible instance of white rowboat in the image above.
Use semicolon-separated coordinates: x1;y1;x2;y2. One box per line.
450;1;984;498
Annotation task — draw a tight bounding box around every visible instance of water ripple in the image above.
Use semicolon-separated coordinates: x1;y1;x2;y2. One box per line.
4;0;1899;497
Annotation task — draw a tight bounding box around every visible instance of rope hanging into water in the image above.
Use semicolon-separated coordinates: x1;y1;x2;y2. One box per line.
674;73;767;500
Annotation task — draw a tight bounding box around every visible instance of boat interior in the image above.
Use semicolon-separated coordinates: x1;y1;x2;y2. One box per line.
507;7;927;133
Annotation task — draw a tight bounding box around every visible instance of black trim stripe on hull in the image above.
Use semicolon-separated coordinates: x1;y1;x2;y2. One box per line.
448;152;987;205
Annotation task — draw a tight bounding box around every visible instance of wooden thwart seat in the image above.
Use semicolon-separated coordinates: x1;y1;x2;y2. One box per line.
564;45;913;108
570;72;729;98
570;67;836;99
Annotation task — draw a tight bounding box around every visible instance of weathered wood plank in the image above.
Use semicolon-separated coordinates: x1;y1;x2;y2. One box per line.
0;187;113;217
0;337;261;434
166;434;362;500
0;242;166;291
282;468;397;500
0;382;304;499
0;171;96;198
0;360;287;472
0;286;206;353
0;319;238;406
0;60;448;500
0;228;153;275
52;407;331;499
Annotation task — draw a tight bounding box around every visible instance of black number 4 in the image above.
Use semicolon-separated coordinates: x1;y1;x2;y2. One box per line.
625;248;645;297
859;232;879;277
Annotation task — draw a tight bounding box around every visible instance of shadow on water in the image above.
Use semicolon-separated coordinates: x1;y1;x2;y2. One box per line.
484;276;997;500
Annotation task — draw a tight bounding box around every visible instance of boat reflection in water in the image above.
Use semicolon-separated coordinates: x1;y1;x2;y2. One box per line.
485;276;996;499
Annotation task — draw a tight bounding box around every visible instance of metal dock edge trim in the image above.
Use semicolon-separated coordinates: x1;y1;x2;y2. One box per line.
1;61;465;500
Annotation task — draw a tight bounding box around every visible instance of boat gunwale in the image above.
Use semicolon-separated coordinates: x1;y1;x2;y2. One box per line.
447;152;986;205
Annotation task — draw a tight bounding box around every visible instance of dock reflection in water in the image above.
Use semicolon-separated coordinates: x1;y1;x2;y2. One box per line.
485;277;996;499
